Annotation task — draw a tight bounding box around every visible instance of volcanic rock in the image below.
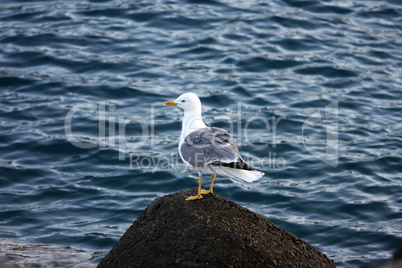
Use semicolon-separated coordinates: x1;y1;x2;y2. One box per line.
98;188;335;268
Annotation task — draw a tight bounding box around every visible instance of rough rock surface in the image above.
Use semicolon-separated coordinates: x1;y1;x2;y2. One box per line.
98;188;335;268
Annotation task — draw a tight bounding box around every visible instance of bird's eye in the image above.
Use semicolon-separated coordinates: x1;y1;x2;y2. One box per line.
181;100;185;103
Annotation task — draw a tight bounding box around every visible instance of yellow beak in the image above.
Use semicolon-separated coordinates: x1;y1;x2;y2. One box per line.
164;100;177;106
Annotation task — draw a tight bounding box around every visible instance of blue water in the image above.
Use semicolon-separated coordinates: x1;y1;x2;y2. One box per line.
1;0;402;267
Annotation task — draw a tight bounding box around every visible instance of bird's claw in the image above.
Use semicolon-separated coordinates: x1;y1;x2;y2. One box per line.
200;189;213;195
185;194;203;201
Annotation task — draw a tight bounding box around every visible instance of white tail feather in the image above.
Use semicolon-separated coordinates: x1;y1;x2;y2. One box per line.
211;166;264;182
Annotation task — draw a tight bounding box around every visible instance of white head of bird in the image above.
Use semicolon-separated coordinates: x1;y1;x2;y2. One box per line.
164;92;207;139
164;92;201;112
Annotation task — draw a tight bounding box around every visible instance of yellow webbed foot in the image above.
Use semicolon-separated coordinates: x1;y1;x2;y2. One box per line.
185;194;203;201
200;189;212;195
200;174;215;196
185;174;204;201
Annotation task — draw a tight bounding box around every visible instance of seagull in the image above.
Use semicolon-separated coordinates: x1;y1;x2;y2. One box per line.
164;92;264;201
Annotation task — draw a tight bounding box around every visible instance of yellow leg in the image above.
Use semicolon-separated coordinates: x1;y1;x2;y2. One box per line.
201;174;215;195
186;175;203;201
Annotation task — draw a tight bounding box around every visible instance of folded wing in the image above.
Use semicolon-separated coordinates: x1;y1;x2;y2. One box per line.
180;127;255;171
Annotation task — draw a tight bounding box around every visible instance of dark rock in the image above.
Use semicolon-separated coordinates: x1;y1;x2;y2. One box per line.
97;188;335;268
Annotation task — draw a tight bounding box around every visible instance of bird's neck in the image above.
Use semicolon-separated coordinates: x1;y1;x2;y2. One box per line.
181;109;206;139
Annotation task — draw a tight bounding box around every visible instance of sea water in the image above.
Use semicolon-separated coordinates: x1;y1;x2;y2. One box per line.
1;0;401;267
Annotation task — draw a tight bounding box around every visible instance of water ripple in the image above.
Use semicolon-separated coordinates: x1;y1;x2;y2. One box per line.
1;0;402;267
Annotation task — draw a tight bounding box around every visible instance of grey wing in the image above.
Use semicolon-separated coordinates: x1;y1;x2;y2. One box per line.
180;127;240;167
